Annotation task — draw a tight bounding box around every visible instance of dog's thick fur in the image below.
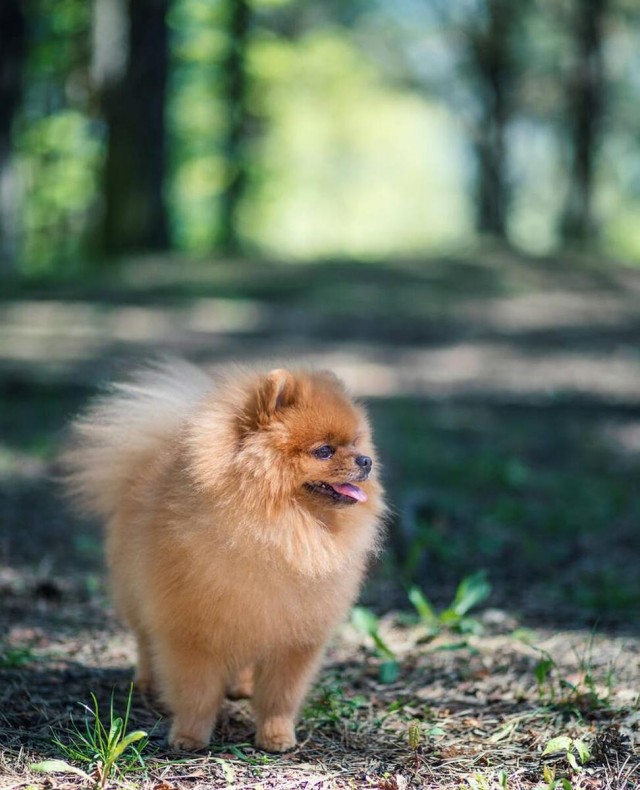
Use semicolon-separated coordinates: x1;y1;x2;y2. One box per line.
64;360;384;752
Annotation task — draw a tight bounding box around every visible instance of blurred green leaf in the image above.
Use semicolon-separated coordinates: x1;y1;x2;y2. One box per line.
542;736;572;756
573;739;590;764
351;607;397;661
30;760;91;779
451;570;491;617
351;606;379;637
407;585;438;625
378;660;399;684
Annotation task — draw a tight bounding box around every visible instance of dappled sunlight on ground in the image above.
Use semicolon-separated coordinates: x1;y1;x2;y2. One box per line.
3;256;640;406
0;297;266;368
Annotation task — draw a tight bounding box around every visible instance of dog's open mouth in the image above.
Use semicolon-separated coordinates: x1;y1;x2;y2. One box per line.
305;481;368;504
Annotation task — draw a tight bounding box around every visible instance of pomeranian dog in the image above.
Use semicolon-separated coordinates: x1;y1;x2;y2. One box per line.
63;360;384;752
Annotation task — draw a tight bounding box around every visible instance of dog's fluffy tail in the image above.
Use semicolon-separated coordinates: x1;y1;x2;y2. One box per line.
62;359;212;518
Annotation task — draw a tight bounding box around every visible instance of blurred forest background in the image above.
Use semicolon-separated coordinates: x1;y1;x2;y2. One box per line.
1;0;640;271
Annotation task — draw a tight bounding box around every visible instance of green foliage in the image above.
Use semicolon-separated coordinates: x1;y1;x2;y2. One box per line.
304;681;367;730
16;0;98;273
407;719;421;751
215;743;275;766
12;0;640;270
18;110;103;273
542;734;591;774
48;685;149;789
408;571;492;637
534;654;556;701
351;607;399;683
460;772;508;790
541;764;574;790
405;718;445;771
532;640;614;712
168;0;228;252
0;645;37;668
352;575;490;684
31;759;92;782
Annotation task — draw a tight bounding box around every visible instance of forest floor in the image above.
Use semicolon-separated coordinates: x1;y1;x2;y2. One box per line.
1;251;639;788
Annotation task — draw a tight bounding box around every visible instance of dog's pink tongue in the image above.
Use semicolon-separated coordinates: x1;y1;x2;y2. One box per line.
332;483;368;502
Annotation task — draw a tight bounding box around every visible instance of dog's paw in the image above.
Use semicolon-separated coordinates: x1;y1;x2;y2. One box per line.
255;719;297;753
168;732;209;751
168;720;210;751
255;732;296;753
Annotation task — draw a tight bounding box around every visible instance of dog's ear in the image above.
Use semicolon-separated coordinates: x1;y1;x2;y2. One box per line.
239;369;298;432
259;369;298;415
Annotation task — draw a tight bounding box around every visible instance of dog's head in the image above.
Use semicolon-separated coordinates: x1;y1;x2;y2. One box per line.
235;368;377;510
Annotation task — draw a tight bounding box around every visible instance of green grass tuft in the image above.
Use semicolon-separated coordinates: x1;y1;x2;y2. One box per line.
49;685;149;789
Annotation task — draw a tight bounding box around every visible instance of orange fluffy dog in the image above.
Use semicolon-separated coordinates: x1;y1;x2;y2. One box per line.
64;361;384;752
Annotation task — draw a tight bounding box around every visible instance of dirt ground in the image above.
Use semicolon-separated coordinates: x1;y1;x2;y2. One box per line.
1;252;639;788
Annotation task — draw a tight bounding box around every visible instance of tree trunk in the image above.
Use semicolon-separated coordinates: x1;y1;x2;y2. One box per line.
560;0;607;246
95;0;170;255
468;0;516;241
0;0;26;272
217;0;251;255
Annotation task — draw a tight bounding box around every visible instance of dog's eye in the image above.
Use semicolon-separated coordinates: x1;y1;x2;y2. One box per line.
313;445;334;460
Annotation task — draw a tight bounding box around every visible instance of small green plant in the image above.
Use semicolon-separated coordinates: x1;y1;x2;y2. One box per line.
573;634;615;709
407;719;421;770
351;606;399;683
407;719;445;771
460;771;509;790
533;650;557;703
0;645;37;668
540;765;574;790
31;759;92;783
36;685;149;789
219;743;275;765
460;773;492;790
408;570;491;637
304;681;367;730
542;735;590;774
533;639;615;712
406;719;444;772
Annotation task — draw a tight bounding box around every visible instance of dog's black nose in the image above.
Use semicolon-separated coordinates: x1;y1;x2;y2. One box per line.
355;455;372;471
